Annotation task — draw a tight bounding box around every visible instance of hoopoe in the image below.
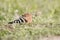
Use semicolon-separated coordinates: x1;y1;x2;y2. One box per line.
8;13;32;24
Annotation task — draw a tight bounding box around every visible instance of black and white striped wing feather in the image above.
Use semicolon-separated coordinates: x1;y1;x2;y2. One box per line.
8;16;27;24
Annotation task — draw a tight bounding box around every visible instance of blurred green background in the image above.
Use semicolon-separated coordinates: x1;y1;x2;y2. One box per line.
0;0;60;40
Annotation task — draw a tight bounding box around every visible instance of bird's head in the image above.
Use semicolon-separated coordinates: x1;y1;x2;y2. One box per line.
22;13;32;23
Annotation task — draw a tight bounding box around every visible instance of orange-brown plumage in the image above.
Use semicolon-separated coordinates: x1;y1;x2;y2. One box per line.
22;13;32;23
8;13;32;24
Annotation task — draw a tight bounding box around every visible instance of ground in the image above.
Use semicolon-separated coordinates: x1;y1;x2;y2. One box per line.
0;0;60;40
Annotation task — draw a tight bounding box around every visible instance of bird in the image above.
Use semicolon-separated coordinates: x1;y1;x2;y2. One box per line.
8;13;32;24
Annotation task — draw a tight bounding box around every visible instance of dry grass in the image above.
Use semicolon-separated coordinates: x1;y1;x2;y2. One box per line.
0;0;60;40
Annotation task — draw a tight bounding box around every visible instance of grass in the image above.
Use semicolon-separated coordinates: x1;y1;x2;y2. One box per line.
0;0;60;40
